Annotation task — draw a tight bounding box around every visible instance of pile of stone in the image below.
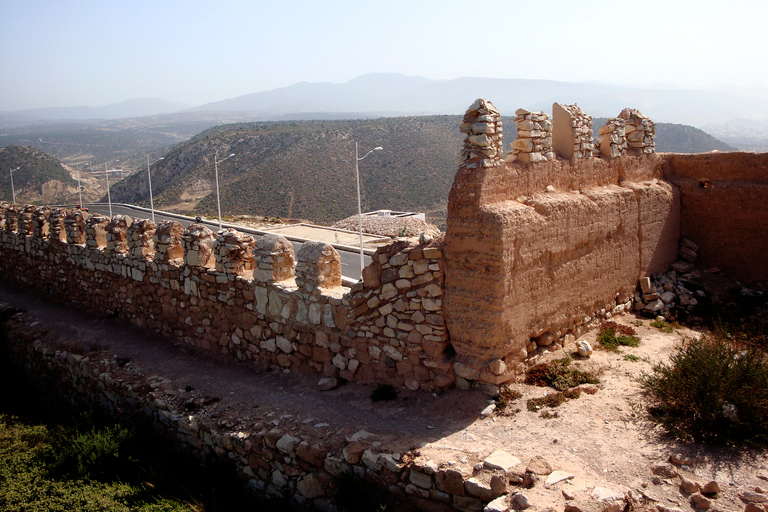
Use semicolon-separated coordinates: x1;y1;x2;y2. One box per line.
505;108;554;164
620;108;656;155
553;103;593;159
670;238;699;273
332;215;441;239
596;117;627;158
634;270;705;315
459;98;503;168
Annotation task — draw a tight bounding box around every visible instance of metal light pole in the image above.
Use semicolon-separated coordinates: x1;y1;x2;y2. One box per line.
76;165;83;208
214;153;235;229
9;166;20;204
355;143;383;279
103;160;119;217
147;155;164;223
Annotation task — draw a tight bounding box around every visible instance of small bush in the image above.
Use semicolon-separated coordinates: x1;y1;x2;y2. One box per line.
49;423;134;479
641;333;768;445
525;358;599;390
598;323;640;351
624;354;642;362
650;319;675;333
495;388;523;415
527;392;567;411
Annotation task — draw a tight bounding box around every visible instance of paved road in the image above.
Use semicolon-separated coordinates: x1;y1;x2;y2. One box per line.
84;203;369;282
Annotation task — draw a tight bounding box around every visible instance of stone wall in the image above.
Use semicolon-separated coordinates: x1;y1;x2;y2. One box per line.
444;99;680;391
1;310;506;512
661;152;768;282
0;205;452;392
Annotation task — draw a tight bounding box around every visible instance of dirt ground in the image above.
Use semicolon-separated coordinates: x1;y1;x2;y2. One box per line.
1;283;766;511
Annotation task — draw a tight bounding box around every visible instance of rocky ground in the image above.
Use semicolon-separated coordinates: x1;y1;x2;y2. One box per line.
1;281;766;512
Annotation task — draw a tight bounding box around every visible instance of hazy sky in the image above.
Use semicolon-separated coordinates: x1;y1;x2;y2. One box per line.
1;0;766;111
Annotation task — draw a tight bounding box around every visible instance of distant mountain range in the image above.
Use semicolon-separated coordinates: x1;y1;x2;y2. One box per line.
3;74;768;137
0;98;191;128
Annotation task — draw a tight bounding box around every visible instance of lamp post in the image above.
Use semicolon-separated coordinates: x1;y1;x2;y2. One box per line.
214;152;236;229
76;165;83;208
102;160;120;217
355;142;383;279
146;155;164;223
9;166;20;204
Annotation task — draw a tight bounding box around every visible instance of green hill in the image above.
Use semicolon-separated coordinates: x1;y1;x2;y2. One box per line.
0;145;78;204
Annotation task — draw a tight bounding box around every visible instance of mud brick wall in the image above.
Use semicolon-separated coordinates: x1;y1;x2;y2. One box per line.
661;151;768;282
444;98;680;392
0;207;452;392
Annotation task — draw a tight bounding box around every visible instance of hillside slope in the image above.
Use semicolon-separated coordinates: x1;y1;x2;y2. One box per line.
0;146;79;204
108;116;735;227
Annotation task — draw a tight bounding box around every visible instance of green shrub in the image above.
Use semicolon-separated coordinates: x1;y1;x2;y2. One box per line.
641;334;768;445
525;358;599;390
598;322;640;351
49;423;134;479
650;319;675;333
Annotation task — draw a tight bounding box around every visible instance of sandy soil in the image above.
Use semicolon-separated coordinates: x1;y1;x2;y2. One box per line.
1;283;765;511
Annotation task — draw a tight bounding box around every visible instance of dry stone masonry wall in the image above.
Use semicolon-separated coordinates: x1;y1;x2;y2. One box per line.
505;109;554;164
458;98;504;169
621;108;656;156
0;203;452;393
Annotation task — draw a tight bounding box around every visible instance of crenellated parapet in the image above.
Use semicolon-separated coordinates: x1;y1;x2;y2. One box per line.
0;200;453;393
295;241;341;293
104;214;132;256
620;108;656;155
17;205;36;237
153;220;184;265
458;98;503;170
47;208;68;243
253;234;295;283
182;223;215;268
4;205;19;234
64;210;88;245
506;109;554;164
85;215;109;250
215;229;256;275
32;206;51;240
126;219;156;260
597;117;628;158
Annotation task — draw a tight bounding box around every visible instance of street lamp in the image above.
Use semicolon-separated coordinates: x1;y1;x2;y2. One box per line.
355;142;383;279
146;155;164;223
9;166;20;204
74;162;90;209
214;152;235;229
103;160;119;217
